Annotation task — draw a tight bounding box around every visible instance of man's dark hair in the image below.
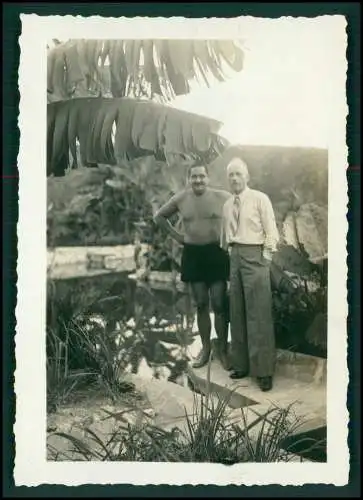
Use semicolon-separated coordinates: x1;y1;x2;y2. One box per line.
187;162;209;177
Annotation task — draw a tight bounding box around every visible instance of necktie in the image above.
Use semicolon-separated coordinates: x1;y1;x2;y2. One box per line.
230;195;241;237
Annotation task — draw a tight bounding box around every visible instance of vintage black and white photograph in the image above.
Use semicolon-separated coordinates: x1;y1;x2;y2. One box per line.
15;14;348;486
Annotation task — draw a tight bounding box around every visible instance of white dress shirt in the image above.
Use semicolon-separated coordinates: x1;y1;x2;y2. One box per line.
222;187;279;253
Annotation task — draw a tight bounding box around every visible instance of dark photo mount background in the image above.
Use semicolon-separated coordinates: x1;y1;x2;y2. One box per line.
2;2;360;498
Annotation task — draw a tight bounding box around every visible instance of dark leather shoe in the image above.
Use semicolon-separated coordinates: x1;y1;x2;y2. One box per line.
230;371;248;380
192;348;211;369
219;351;232;371
258;376;273;391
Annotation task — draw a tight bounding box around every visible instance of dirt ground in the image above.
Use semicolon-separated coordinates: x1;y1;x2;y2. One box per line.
46;382;153;461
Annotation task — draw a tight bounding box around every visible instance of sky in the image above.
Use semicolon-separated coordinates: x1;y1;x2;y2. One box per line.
172;19;342;149
51;18;344;149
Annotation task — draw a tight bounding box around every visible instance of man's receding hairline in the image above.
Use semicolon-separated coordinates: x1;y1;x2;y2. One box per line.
227;157;248;171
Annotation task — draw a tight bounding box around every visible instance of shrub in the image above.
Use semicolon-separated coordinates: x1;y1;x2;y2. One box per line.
272;265;327;356
46;277;137;411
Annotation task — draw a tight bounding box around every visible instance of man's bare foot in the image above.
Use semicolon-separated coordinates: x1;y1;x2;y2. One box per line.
192;348;211;368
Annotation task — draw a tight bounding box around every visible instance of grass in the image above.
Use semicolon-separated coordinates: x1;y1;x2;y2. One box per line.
64;318;135;401
47;318;136;413
46;326;96;413
46;281;137;413
47;355;325;463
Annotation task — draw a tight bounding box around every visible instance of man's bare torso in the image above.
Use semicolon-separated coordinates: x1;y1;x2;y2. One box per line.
177;188;231;245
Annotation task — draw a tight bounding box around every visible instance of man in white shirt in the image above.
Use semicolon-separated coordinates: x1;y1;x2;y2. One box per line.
221;157;279;391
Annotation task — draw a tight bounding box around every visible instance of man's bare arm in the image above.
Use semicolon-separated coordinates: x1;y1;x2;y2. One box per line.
153;193;185;245
220;202;230;252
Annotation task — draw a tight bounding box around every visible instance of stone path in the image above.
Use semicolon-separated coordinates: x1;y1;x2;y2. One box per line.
187;351;326;439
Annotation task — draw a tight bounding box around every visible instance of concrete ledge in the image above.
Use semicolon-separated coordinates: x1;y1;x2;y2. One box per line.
275;349;326;385
187;368;258;410
187;358;326;436
47;244;148;280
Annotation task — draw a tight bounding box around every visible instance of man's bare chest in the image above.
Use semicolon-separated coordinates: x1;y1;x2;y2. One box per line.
179;196;223;223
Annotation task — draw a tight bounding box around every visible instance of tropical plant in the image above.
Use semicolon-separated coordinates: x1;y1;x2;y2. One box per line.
47;96;227;176
47;165;152;247
47;155;189;267
47;38;244;176
47;39;244;102
272;266;327;356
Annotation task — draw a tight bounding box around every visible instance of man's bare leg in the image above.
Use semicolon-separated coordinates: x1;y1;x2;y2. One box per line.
210;281;232;370
190;282;211;368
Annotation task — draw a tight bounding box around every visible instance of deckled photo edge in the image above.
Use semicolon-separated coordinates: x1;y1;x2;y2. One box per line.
14;13;349;487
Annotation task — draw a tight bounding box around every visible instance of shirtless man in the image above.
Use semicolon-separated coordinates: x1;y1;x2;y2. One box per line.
153;163;231;369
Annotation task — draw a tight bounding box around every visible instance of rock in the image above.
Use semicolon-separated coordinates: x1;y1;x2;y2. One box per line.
305;312;328;350
82;416;94;428
283;213;299;249
295;203;328;262
143;408;156;418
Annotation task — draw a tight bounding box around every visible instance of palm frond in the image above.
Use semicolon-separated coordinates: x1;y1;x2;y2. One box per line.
47;39;244;102
47;97;223;176
64;42;85;95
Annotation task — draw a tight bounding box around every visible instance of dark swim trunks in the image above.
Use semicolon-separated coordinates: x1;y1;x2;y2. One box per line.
180;242;230;285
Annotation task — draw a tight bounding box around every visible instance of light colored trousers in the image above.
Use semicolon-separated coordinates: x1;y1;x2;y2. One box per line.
229;244;276;377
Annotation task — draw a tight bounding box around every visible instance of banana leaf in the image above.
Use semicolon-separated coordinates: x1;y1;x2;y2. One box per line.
47;98;223;176
47;39;245;101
